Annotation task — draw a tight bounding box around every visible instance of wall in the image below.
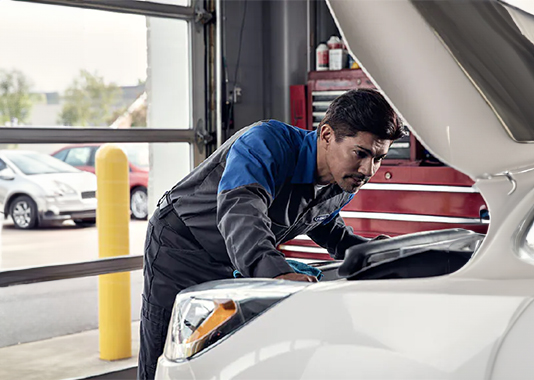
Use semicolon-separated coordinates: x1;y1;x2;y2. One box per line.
146;17;191;213
316;0;340;46
222;0;267;136
222;0;309;132
265;0;308;123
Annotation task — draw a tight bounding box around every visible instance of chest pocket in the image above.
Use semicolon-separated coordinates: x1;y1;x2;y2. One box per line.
277;202;340;243
269;184;349;242
269;207;323;242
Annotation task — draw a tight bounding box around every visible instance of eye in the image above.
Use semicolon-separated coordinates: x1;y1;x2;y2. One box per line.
375;156;385;163
355;150;367;159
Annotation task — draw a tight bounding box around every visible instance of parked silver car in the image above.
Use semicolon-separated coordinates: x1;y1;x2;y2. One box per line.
0;150;97;229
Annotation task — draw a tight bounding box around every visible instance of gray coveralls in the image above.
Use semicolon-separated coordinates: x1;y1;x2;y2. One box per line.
138;120;367;379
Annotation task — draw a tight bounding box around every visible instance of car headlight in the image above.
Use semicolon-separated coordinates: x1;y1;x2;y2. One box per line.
44;181;76;198
164;279;310;361
54;181;76;195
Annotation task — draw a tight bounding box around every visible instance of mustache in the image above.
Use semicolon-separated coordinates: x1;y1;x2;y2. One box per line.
343;174;370;183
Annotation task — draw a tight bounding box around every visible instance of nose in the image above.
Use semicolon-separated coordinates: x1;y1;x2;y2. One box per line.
359;157;375;177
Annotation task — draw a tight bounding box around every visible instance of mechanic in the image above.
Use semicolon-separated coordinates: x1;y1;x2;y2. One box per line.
139;88;405;379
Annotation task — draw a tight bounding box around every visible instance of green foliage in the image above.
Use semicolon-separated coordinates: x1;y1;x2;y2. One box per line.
32;93;47;105
58;70;122;126
0;69;34;126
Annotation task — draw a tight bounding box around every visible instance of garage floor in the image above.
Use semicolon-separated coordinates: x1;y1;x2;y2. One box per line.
0;322;140;380
85;367;137;380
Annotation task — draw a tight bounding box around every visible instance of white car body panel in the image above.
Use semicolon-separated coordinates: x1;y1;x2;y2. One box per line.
28;172;96;195
0;151;97;224
156;1;534;379
157;278;534;379
28;172;97;212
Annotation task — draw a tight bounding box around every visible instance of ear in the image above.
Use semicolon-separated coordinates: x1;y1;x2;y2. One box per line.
320;124;334;145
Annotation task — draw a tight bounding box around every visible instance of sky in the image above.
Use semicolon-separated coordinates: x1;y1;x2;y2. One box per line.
0;0;532;94
0;0;148;93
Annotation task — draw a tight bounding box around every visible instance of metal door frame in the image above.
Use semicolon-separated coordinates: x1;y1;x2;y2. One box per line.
0;0;213;285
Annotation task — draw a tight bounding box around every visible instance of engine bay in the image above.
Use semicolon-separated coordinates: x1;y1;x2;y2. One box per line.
315;229;484;281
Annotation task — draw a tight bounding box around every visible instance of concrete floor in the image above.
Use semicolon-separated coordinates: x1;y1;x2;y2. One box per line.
0;273;143;348
0;322;140;380
0;219;148;270
0;219;145;348
85;367;137;380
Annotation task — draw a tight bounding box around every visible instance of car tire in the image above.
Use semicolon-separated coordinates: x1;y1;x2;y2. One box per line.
74;218;96;227
131;187;148;220
10;195;38;230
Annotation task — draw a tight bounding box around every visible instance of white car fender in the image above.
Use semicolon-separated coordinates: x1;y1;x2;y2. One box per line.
160;279;534;380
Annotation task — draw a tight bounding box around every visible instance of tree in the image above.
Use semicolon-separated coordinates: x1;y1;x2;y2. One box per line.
0;69;34;126
58;70;122;126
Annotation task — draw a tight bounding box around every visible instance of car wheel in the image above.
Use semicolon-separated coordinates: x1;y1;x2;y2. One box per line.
130;187;148;220
74;218;96;227
10;195;38;230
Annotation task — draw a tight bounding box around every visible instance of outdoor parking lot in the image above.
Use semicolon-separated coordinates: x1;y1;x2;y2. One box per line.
0;218;147;270
0;218;147;349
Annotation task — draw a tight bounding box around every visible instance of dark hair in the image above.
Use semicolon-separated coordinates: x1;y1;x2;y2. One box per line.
320;89;405;141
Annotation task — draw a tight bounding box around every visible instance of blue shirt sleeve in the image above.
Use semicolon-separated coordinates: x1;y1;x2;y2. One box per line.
217;122;300;278
218;123;297;198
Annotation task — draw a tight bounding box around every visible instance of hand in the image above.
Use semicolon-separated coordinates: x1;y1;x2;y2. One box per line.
371;234;390;241
275;273;318;282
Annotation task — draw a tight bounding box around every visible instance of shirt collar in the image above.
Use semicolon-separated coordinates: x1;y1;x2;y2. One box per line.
291;130;317;184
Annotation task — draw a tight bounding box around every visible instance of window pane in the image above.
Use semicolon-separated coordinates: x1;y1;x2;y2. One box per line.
52;149;69;162
0;142;188;269
147;17;190;130
65;147;92;167
0;273;143;378
0;143;190;370
0;2;195;375
0;1;190;131
120;143;149;168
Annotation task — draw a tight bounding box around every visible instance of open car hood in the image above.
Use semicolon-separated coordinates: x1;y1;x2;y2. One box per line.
327;0;534;180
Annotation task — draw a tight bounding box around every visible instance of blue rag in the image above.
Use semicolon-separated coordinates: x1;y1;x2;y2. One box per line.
233;259;323;281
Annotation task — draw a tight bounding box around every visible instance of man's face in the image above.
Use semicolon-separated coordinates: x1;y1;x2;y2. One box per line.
323;129;392;193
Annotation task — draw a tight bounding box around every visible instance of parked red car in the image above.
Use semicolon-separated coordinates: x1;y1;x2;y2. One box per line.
51;143;149;220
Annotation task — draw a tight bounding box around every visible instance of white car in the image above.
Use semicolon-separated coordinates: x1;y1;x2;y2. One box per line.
156;1;534;379
0;150;97;229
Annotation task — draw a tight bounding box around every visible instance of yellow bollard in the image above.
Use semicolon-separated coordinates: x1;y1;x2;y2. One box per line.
96;144;132;361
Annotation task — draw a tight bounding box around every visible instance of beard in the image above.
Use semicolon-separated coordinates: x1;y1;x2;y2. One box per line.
339;174;369;193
